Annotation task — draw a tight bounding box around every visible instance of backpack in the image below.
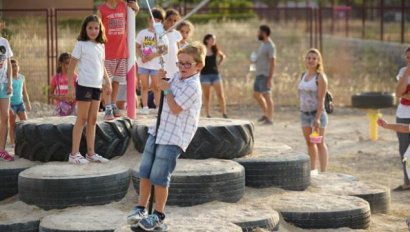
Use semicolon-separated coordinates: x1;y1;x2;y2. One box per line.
300;72;334;114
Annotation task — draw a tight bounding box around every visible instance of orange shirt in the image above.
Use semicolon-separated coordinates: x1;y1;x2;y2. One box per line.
99;1;128;60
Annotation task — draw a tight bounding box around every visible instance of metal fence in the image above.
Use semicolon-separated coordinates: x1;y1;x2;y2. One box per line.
1;5;409;104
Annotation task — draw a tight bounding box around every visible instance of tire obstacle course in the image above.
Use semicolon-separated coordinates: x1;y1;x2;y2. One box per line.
0;115;392;231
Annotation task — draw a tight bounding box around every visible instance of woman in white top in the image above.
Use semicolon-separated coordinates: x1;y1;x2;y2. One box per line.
394;46;410;191
298;48;329;174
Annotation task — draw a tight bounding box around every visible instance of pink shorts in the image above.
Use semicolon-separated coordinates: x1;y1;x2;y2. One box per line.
104;58;127;84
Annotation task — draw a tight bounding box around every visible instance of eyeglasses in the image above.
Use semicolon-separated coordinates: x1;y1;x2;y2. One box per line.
176;62;197;69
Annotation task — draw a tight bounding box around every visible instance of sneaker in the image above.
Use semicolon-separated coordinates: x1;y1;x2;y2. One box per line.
138;214;164;231
262;120;274;126
206;115;212;118
112;105;123;117
86;153;109;163
104;109;115;120
258;115;268;122
127;206;148;225
406;217;410;231
69;153;89;164
141;107;149;115
0;150;14;161
311;169;319;176
222;114;229;119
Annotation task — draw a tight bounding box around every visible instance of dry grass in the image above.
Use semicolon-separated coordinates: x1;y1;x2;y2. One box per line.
2;17;407;106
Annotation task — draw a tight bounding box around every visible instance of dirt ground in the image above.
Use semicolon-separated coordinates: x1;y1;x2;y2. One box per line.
1;104;409;231
222;104;409;231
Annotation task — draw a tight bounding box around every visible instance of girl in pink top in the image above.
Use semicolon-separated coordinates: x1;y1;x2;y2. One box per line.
97;0;139;120
49;52;78;111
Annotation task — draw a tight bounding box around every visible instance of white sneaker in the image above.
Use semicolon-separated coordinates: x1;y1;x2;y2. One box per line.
310;169;319;176
141;107;149;115
69;153;89;164
86;153;109;163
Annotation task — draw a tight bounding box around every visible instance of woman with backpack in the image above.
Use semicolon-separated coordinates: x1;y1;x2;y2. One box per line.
298;48;329;175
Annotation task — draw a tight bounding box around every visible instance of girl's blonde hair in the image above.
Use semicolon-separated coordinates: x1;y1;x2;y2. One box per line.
176;20;194;35
178;41;206;65
305;48;324;73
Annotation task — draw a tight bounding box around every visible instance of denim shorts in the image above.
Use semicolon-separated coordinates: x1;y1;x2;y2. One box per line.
138;67;158;76
253;75;270;93
300;111;328;128
139;135;182;187
10;102;26;115
200;74;221;84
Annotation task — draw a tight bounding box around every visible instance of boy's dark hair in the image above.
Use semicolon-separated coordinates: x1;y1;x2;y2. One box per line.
166;9;180;19
152;8;165;21
259;25;271;36
406;46;410;54
77;15;107;44
11;59;17;64
57;52;71;74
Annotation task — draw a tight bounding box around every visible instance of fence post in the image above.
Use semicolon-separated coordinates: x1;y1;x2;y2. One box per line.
380;0;384;41
319;8;323;52
401;0;405;43
47;8;51;105
362;0;366;39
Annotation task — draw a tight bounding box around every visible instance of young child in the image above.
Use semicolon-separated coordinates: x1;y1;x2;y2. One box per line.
176;20;194;48
0;19;14;162
9;59;31;148
201;33;228;118
136;8;165;114
67;15;112;164
163;9;182;80
49;52;78;116
126;42;205;230
97;0;139;120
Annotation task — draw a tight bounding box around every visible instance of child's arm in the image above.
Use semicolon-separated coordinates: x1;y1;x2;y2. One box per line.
22;75;31;111
217;50;226;66
103;67;112;96
157;69;183;114
396;64;410;97
6;58;12;95
136;43;148;63
127;1;140;13
67;58;77;100
377;118;410;133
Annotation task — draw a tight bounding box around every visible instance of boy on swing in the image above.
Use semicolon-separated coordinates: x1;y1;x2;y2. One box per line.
127;42;206;231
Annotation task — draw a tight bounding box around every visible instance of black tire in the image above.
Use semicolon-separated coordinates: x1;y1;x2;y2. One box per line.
19;162;130;210
180;204;280;232
276;193;371;229
131;159;245;207
234;147;310;191
0;157;37;200
117;218;243;232
15;116;132;162
132;118;254;159
0;220;40;232
0;201;45;232
39;207;125;232
351;92;396;109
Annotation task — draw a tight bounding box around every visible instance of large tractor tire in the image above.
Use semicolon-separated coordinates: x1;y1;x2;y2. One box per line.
132;118;254;159
15;116;132;162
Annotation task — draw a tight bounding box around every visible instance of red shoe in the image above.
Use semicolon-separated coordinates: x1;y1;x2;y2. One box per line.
0;150;14;161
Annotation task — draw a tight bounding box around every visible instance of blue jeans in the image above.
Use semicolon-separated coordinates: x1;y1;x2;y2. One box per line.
139;135;182;187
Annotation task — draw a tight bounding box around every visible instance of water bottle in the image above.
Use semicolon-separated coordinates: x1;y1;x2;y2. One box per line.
249;51;256;72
